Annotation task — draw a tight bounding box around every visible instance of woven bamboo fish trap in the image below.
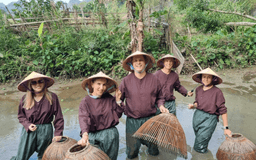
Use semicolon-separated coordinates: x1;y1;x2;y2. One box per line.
64;144;110;160
216;133;256;160
42;136;77;160
133;113;187;158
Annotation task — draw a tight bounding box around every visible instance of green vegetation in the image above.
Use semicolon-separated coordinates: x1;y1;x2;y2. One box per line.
0;0;256;83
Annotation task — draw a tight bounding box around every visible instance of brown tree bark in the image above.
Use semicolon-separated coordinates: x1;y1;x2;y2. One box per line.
127;0;138;53
137;1;144;52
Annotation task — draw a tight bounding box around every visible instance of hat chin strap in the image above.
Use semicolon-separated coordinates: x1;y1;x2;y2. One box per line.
127;61;149;74
86;84;116;99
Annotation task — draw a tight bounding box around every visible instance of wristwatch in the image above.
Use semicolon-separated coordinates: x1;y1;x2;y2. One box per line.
224;126;229;129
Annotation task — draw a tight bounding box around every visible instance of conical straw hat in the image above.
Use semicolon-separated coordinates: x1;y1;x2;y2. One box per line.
157;54;181;68
17;71;54;92
133;113;187;158
122;51;155;72
192;68;222;85
81;71;118;93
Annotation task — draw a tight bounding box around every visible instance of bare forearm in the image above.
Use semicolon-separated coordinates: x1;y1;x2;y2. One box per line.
221;113;228;126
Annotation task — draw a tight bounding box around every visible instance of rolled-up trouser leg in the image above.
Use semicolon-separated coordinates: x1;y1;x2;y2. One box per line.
155;101;176;116
36;124;53;159
89;127;119;160
11;124;53;160
126;116;159;159
193;109;217;153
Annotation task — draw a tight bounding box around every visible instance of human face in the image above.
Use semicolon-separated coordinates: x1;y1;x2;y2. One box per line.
201;74;213;86
31;78;45;92
91;78;107;96
132;55;146;73
163;58;174;70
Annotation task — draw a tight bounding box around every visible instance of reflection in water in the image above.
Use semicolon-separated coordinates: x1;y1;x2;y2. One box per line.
1;80;256;160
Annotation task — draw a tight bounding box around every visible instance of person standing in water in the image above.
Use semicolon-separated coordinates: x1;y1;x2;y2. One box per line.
11;71;64;160
188;68;232;153
78;71;123;160
155;54;193;115
119;51;168;159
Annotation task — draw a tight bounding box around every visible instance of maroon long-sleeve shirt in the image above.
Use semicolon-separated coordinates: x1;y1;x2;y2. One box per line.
154;70;187;101
119;73;165;119
79;93;124;134
18;92;64;136
194;85;227;116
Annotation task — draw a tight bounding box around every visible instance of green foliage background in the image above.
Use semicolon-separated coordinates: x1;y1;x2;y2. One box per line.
0;0;256;83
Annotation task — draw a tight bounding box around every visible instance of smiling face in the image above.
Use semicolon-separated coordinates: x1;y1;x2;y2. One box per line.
30;78;45;93
163;58;174;70
132;55;146;73
91;78;107;96
201;74;213;86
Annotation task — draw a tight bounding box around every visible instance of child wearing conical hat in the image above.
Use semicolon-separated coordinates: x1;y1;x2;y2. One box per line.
188;68;232;153
11;71;64;160
119;51;168;159
155;54;193;115
77;71;124;160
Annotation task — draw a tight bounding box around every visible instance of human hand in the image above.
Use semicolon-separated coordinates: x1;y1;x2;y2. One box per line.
29;124;37;132
52;136;62;142
187;91;193;97
77;134;89;146
224;129;232;137
115;89;122;102
188;104;195;109
159;105;169;113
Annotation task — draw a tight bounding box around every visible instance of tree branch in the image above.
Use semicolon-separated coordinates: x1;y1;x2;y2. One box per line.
225;22;256;26
208;9;256;21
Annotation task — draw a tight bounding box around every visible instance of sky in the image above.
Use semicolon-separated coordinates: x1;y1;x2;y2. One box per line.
0;0;71;5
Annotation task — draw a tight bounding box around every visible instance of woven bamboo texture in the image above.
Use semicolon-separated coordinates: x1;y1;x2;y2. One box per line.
64;144;110;160
133;113;187;158
42;136;77;160
217;133;256;160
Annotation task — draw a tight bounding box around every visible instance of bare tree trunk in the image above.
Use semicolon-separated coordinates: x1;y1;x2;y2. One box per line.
137;1;144;52
127;0;137;53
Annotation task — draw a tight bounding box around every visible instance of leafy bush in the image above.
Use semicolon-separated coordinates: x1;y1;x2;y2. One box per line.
174;25;256;69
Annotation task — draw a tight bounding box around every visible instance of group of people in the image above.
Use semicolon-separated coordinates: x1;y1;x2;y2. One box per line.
11;51;232;160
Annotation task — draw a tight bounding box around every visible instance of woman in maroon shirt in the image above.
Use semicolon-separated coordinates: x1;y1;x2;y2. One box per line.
188;68;232;153
78;71;123;160
11;71;64;160
155;54;193;115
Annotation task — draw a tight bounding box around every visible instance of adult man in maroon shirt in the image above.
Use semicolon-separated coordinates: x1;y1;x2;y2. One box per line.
119;51;168;159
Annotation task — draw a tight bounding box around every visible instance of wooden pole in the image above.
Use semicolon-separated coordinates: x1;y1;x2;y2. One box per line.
148;5;151;32
190;54;202;70
80;6;86;26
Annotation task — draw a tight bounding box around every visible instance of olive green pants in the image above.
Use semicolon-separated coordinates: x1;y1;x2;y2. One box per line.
193;109;217;153
89;127;119;160
156;100;176;116
11;124;53;160
126;116;159;159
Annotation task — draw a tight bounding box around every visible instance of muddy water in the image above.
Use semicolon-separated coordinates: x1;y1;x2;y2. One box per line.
1;69;256;160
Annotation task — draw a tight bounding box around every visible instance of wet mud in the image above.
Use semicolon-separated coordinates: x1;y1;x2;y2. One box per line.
1;67;256;160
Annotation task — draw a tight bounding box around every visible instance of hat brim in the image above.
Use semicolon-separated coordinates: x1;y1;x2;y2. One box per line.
192;68;222;85
81;72;118;94
17;72;54;92
122;51;155;72
157;55;180;68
